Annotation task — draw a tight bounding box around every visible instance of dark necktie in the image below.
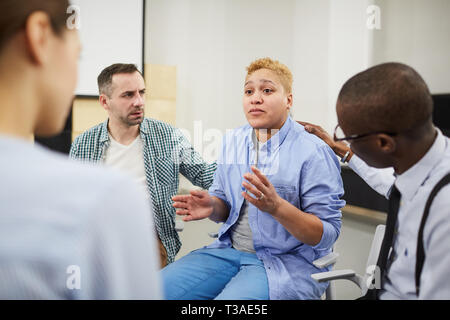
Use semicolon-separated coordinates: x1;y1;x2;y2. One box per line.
377;185;401;279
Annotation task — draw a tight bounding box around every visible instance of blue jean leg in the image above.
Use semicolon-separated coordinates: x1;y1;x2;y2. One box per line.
161;247;269;300
161;248;240;300
214;251;269;300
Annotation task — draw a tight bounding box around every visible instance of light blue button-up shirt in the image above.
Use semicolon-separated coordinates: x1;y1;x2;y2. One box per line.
0;136;162;299
208;117;345;300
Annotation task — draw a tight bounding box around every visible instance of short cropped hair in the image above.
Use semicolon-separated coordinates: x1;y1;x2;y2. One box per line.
246;57;293;94
337;62;433;134
97;63;143;97
0;0;69;54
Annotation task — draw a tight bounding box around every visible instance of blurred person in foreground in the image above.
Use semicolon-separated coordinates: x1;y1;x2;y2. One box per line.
0;0;161;299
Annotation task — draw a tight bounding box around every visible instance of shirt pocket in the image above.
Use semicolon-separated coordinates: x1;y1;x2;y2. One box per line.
273;184;299;207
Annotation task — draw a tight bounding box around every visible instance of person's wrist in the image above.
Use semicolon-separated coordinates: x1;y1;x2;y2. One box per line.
270;196;284;217
346;150;354;162
339;148;353;163
333;142;351;159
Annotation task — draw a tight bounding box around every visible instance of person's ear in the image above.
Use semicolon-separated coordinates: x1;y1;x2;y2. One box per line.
24;11;53;65
286;93;293;110
377;134;396;154
99;94;110;111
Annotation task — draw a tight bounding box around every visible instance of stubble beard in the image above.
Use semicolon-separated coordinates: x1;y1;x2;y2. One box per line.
122;109;144;127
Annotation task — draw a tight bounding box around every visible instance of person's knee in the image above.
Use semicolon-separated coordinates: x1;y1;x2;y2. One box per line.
161;248;240;299
215;263;269;300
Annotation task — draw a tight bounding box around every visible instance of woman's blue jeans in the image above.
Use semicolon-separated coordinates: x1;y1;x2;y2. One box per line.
161;247;269;300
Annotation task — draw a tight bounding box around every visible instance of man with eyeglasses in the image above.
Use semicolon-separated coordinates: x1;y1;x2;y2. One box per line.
300;62;450;299
296;122;396;197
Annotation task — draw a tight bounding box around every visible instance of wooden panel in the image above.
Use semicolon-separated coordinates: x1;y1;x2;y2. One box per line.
146;99;176;126
145;64;177;100
145;63;176;125
72;98;107;134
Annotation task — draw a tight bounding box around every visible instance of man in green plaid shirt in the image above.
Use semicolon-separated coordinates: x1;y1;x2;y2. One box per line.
70;64;216;265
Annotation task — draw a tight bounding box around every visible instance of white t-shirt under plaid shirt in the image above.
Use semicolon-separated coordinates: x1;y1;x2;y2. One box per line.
70;118;217;263
105;134;149;201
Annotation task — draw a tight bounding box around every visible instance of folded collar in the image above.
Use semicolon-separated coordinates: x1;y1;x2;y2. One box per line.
395;128;446;201
100;118;150;144
247;116;292;151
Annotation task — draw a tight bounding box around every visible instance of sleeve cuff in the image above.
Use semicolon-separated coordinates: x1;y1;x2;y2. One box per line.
312;220;338;251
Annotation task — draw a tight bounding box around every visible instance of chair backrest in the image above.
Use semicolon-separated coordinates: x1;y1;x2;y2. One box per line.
320;224;386;299
361;224;385;295
324;278;336;300
366;224;385;269
323;247;338;300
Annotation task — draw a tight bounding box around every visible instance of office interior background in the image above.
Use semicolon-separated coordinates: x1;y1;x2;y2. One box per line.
35;0;450;299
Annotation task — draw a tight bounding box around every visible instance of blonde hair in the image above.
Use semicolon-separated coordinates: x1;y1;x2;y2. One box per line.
246;57;293;94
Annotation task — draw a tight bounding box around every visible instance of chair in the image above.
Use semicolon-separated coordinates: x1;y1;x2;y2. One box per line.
206;230;341;300
312;249;340;300
175;219;185;232
311;224;386;299
174;220;220;239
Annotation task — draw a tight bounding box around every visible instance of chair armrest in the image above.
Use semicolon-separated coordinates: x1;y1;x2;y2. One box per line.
311;269;365;291
313;252;339;268
311;269;356;282
208;232;219;238
175;220;184;232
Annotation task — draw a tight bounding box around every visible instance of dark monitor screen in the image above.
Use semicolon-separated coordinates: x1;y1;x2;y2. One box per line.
35;110;72;155
433;94;450;137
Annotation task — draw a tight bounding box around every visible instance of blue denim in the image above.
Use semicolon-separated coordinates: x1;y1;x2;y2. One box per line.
161;248;269;300
207;117;344;299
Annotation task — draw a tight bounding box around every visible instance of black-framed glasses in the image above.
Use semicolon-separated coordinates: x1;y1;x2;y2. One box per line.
333;124;397;142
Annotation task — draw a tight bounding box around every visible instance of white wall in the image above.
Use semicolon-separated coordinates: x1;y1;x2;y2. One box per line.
372;0;450;94
327;0;374;131
146;0;373;192
73;0;144;96
147;0;293;135
146;0;450;136
145;0;450;299
146;0;374;137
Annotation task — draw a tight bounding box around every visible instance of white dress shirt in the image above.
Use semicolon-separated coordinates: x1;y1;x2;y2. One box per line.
348;129;450;299
348;155;395;199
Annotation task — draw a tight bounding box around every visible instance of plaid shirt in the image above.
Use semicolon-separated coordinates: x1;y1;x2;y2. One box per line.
69;118;216;263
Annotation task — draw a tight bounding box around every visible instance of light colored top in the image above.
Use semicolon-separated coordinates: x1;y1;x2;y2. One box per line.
104;134;149;200
348;129;450;299
230;131;261;254
208;117;345;299
70;118;217;263
0;135;161;299
348;155;395;198
230;201;255;253
381;130;450;299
